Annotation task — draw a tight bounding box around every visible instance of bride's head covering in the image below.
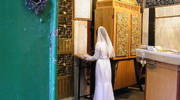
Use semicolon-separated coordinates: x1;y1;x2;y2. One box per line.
97;26;115;58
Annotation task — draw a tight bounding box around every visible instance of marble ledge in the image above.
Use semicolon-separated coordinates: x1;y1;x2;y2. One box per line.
136;49;180;66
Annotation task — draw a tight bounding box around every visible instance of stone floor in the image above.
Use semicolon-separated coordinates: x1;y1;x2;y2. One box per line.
115;88;144;100
61;88;144;100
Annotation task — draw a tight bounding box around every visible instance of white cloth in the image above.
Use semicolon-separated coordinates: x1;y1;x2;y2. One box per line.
85;26;115;100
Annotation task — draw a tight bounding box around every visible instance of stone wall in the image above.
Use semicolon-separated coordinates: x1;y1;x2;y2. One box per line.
142;5;180;51
142;8;149;45
155;5;180;51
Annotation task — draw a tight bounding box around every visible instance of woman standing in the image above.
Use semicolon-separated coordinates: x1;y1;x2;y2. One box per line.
81;26;115;100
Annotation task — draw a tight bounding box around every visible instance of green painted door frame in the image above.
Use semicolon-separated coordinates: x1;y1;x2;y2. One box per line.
49;0;58;100
0;0;58;100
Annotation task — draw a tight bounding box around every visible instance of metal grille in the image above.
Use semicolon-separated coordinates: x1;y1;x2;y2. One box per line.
137;0;180;7
57;54;73;76
58;0;73;38
57;0;74;98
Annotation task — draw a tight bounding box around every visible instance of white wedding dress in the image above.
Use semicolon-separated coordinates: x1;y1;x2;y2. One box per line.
85;26;115;100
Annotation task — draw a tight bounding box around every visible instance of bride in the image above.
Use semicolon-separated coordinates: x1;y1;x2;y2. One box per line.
81;26;115;100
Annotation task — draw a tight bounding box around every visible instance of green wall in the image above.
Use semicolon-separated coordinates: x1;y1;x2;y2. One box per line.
0;0;57;100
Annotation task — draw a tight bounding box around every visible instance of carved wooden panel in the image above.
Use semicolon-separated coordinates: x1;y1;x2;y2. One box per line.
116;12;129;57
131;14;141;55
58;0;73;38
57;54;73;76
58;38;73;54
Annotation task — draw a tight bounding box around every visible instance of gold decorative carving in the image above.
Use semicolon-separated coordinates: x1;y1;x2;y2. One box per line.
116;12;129;57
58;38;73;54
131;14;141;55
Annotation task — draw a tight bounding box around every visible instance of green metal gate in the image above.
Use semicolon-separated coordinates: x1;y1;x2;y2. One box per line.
0;0;58;100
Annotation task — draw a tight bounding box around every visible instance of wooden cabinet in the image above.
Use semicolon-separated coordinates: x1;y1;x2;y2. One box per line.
95;0;141;58
114;60;136;89
95;0;142;89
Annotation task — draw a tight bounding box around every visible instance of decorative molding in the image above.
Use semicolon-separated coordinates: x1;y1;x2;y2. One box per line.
118;0;138;5
96;1;113;7
131;14;141;55
156;15;180;19
116;12;129;57
114;1;140;11
73;18;92;21
96;1;140;12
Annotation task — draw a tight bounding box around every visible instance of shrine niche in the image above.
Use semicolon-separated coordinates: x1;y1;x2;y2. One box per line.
95;0;142;58
95;0;141;89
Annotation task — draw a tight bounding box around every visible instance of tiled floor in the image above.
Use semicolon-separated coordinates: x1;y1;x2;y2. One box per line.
60;88;144;100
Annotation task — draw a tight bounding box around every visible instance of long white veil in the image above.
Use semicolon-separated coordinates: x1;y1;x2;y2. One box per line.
97;26;115;58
